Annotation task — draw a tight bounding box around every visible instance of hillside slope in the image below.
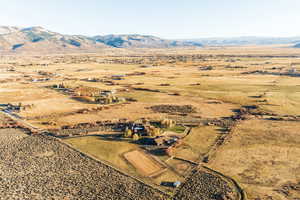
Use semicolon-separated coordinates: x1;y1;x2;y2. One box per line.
94;34;203;48
0;26;107;53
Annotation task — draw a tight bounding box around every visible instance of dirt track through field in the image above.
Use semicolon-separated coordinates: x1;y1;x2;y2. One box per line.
124;150;164;177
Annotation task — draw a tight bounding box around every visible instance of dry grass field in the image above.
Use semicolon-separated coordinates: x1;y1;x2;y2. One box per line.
174;126;220;162
1;45;300;199
208;119;300;200
64;136;138;172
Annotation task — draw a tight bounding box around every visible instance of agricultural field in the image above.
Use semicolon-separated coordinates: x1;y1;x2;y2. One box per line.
0;45;300;199
174;126;220;162
208;119;300;200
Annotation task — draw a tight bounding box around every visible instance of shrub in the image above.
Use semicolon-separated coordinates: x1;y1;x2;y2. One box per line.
132;134;140;141
161;119;175;128
124;129;132;138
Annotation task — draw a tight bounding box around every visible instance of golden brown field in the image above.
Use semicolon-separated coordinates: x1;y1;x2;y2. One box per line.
1;45;300;199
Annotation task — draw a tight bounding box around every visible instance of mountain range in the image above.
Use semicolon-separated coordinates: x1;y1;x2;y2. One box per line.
188;36;300;46
0;26;202;53
1;26;300;53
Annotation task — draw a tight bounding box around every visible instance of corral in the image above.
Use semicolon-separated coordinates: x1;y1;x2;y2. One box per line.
124;150;166;177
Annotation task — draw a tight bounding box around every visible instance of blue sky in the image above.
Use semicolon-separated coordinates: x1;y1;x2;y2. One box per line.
0;0;300;38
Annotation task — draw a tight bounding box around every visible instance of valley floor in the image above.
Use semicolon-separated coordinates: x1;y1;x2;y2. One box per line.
0;46;300;199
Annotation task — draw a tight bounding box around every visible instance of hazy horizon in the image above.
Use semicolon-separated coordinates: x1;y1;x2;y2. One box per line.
1;0;300;39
